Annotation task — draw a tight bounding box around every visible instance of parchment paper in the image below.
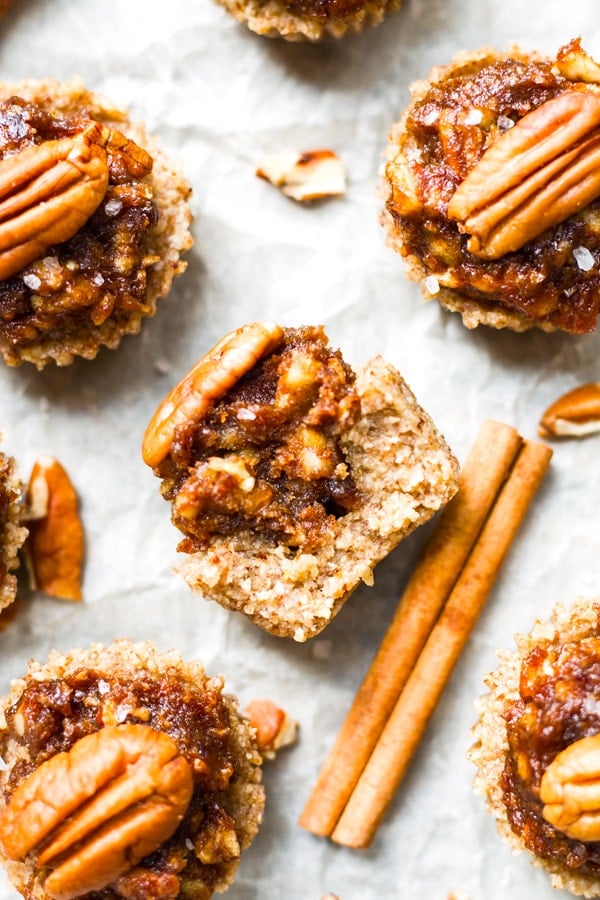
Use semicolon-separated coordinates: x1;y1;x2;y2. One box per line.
0;1;599;897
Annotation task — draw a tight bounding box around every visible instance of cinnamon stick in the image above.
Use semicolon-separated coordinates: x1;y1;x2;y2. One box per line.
331;438;552;848
299;420;522;837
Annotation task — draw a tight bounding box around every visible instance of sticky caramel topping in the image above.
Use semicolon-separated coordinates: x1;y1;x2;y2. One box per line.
388;56;600;333
503;626;600;873
0;97;158;353
158;326;361;554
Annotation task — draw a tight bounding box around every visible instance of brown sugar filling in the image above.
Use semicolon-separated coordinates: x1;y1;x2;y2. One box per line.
502;628;600;873
158;326;361;554
388;57;600;333
0;97;158;353
2;669;243;899
0;455;16;586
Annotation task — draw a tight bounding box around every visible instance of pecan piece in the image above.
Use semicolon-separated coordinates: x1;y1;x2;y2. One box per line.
539;382;600;438
245;698;298;758
541;735;600;841
0;123;110;280
0;724;193;900
447;91;600;259
256;149;346;202
25;455;84;601
142;322;285;469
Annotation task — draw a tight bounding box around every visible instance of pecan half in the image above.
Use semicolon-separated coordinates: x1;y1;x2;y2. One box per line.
142;322;285;469
541;735;600;841
0;724;193;900
24;455;84;601
0;123;109;280
447;91;600;259
539;382;600;438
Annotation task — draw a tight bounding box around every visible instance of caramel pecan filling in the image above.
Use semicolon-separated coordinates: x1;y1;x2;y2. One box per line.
502;627;600;873
388;46;600;333
1;669;241;898
0;453;17;586
281;0;366;20
157;326;361;554
0;97;158;351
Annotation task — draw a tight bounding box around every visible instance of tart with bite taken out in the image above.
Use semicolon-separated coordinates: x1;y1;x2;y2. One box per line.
142;322;459;641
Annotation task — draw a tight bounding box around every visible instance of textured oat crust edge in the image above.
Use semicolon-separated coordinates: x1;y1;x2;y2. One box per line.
214;0;401;42
382;45;561;334
0;445;27;613
468;597;600;897
0;79;193;368
0;639;265;899
176;355;459;641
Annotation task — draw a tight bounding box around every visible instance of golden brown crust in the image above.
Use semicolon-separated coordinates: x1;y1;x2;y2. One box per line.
0;79;193;368
382;45;568;333
214;0;401;42
469;598;600;897
0;639;265;899
177;355;459;641
0;442;27;613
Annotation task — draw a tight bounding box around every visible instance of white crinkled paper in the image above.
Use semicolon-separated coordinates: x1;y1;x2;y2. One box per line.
0;1;599;897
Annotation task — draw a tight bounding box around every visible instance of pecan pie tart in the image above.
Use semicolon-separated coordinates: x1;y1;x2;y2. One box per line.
470;599;600;896
0;440;26;612
383;39;600;334
0;79;192;368
0;640;265;899
214;0;401;42
142;322;459;640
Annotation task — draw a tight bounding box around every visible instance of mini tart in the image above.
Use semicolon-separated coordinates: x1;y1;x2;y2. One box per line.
383;40;600;334
470;599;600;897
215;0;401;42
0;639;265;899
0;79;192;368
144;324;459;641
0;444;26;612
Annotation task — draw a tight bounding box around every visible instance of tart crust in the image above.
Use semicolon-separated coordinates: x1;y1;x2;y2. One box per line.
469;598;600;897
0;444;26;613
215;0;401;42
0;79;193;368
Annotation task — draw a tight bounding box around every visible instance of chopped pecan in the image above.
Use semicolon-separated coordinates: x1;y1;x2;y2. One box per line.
25;455;84;601
538;382;600;438
0;123;110;280
555;38;600;85
0;724;193;900
447;91;600;259
142;322;285;469
245;698;298;758
257;149;346;202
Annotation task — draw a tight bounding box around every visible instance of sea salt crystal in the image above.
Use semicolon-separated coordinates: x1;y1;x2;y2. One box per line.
185;838;195;851
0;757;7;771
97;679;110;695
464;109;483;125
424;275;440;295
92;273;105;287
573;246;595;271
497;115;515;132
115;703;130;722
237;408;256;421
23;273;41;290
104;198;123;217
422;109;439;126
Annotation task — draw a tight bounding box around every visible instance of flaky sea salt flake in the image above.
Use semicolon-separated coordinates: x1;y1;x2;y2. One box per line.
573;246;595;271
23;274;41;290
104;198;123;217
464;109;483;125
424;275;440;295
